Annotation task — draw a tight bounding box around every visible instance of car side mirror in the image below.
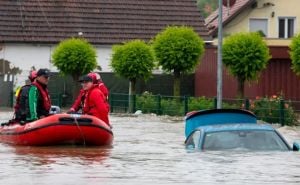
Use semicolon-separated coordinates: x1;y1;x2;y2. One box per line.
292;142;300;151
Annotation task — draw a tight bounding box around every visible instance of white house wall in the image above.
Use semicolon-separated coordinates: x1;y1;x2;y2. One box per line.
0;43;113;87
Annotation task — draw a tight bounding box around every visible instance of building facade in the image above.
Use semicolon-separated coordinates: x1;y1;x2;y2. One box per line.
0;0;210;106
197;0;300;100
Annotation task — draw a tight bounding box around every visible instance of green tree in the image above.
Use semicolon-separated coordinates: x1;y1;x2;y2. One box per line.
52;38;97;97
152;26;205;97
111;39;155;96
290;34;300;75
223;32;270;98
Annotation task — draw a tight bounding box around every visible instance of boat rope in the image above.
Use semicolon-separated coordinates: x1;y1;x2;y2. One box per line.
74;118;86;146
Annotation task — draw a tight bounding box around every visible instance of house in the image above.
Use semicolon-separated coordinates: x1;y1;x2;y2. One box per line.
196;0;300;100
0;0;210;85
0;0;210;106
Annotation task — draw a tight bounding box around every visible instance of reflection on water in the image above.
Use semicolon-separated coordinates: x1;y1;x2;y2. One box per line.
12;146;111;165
1;114;300;185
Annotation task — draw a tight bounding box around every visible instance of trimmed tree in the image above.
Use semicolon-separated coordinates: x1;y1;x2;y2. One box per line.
152;26;205;97
290;34;300;75
223;32;270;98
52;38;97;98
111;40;155;111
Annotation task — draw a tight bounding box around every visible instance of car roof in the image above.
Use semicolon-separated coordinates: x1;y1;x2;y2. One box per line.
195;123;275;133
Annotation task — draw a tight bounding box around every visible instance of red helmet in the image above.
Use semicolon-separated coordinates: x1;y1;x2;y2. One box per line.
87;72;98;84
28;70;37;82
88;72;101;84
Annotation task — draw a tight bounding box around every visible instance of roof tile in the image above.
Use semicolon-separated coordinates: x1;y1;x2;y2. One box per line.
0;0;210;44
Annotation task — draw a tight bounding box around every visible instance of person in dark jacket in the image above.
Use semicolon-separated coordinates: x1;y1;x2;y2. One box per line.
14;69;51;123
14;70;37;121
26;69;52;122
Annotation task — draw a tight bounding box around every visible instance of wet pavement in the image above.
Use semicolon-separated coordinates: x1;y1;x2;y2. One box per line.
1;112;300;185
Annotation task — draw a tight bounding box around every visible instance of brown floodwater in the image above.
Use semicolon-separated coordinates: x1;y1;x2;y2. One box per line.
1;112;300;185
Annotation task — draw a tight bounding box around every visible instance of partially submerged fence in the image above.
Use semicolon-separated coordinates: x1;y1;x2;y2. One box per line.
5;91;298;126
109;93;300;126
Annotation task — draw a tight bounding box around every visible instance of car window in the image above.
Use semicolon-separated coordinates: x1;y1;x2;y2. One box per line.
203;130;289;151
186;130;201;149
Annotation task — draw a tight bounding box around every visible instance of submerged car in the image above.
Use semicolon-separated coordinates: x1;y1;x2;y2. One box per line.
185;109;300;152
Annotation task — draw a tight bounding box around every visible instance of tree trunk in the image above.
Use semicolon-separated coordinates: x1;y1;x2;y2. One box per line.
129;79;136;95
128;79;136;113
173;70;181;97
237;77;245;98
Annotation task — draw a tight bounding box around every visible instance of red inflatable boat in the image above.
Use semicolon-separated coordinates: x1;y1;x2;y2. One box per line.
0;114;113;146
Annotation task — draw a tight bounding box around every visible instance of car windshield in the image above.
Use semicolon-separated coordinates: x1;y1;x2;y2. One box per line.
203;130;289;151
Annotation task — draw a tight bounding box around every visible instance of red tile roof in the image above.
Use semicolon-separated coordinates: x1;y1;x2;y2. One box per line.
0;0;210;44
205;0;256;37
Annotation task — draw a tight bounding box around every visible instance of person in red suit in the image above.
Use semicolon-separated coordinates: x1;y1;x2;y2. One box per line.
69;72;109;113
69;74;109;125
93;73;109;101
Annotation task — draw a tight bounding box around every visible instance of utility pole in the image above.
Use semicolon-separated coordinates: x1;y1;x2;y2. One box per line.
217;0;223;109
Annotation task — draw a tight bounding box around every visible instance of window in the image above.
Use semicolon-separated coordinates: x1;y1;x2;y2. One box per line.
278;17;295;38
202;130;289;151
185;130;201;149
249;18;268;37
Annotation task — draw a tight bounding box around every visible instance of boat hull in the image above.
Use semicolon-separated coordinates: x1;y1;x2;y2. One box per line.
0;114;113;146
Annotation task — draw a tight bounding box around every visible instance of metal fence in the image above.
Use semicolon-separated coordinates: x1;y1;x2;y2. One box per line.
109;93;300;126
0;74;14;107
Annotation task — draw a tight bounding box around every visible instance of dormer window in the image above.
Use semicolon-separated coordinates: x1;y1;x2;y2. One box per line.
278;17;295;38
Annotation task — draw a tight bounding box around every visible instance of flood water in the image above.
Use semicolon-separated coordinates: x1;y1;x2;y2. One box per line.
1;112;300;185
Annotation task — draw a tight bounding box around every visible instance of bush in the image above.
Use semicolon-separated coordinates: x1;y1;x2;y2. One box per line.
52;38;97;79
290;34;300;75
52;38;97;98
250;95;297;126
152;26;205;96
188;96;215;111
136;92;158;114
223;32;270;97
111;40;155;95
161;97;183;116
134;93;298;125
136;93;183;116
136;94;239;116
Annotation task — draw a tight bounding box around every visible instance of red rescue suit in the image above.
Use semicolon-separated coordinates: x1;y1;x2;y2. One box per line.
83;85;109;125
71;83;109;112
70;89;86;112
98;82;109;100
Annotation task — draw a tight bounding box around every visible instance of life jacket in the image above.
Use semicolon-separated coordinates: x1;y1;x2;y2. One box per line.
31;81;51;112
82;85;99;114
14;85;31;121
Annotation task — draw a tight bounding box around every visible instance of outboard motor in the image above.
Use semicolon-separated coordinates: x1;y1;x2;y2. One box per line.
50;105;61;114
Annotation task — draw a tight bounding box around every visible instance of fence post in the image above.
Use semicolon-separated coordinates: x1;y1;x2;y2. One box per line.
109;94;114;113
10;91;14;108
184;95;189;115
279;99;285;126
214;97;217;109
157;95;162;115
245;99;250;110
